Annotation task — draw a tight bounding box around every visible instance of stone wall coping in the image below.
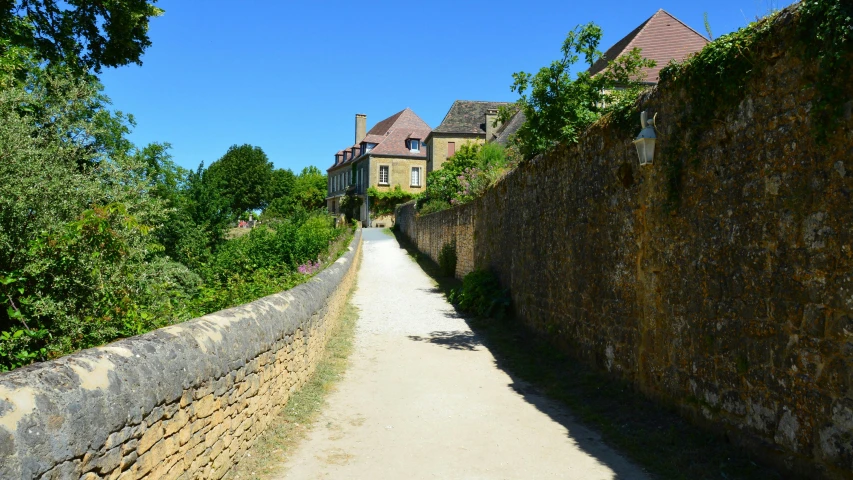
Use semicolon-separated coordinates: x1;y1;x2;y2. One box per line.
0;228;362;478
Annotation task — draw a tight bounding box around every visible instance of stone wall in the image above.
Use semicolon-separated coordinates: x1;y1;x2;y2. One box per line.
396;10;853;479
397;201;474;279
0;230;362;480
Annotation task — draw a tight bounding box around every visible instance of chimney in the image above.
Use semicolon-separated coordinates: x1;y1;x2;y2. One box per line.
485;108;501;142
355;113;367;144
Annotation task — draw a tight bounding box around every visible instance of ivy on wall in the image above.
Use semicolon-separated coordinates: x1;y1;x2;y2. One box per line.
367;186;420;216
655;0;853;211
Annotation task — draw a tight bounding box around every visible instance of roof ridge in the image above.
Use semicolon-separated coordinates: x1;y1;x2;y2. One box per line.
657;9;710;42
619;10;659;58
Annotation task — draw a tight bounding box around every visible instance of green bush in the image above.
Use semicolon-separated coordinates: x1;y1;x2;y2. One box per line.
449;270;511;319
419;199;452;215
438;242;457;277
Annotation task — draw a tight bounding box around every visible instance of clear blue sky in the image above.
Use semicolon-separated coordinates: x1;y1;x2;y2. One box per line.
99;0;794;174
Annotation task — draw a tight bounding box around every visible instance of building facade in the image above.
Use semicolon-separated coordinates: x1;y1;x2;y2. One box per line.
327;108;431;226
424;100;509;174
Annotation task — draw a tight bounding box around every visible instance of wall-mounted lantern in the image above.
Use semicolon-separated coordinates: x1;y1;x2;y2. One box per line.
633;111;656;166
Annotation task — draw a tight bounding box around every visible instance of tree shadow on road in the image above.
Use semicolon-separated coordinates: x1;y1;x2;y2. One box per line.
407;330;482;351
390;227;783;480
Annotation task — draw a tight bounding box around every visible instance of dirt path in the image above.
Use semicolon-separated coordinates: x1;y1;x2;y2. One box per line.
274;228;649;479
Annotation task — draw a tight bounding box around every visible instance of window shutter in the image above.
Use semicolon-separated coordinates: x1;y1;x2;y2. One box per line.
448;142;456;157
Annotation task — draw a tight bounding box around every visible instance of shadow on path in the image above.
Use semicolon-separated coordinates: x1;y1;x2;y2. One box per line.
392;227;783;480
407;330;482;351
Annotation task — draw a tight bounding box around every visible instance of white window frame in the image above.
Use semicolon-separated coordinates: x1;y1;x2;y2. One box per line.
409;139;420;152
410;166;421;187
378;165;390;185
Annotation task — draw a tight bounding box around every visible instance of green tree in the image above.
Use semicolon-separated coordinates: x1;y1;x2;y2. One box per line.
206;144;274;215
0;56;172;367
265;166;327;218
265;168;296;205
0;0;164;73
292;166;328;211
500;22;655;159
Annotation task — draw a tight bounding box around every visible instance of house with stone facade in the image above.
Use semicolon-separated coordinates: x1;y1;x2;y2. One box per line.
424;100;509;174
327;108;431;226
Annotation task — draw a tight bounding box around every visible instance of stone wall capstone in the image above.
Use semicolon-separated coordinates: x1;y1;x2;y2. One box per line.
396;9;853;479
0;229;362;480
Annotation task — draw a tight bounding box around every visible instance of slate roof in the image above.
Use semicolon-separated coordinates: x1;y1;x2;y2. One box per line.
429;100;510;136
329;108;431;170
494;110;526;146
588;9;708;84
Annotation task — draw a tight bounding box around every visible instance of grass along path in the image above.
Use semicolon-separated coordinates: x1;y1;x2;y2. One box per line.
225;286;360;480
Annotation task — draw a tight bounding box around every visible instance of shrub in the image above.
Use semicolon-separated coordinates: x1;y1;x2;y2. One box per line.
438;242;457;277
419;199;451;215
449;270;511;319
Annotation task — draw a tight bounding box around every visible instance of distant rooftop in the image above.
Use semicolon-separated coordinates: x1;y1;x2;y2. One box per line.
588;9;709;84
430;100;510;136
329;108;431;170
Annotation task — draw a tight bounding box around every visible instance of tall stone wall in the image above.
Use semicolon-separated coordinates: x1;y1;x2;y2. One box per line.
397;201;474;278
0;230;362;480
396;10;853;479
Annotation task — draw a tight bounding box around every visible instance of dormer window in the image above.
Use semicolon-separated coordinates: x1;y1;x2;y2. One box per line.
365;143;376;153
343;151;349;161
408;139;420;152
351;147;358;158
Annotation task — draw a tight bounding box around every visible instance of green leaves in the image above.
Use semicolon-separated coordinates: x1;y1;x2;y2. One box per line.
1;0;163;73
367;185;419;216
508;22;655;159
797;0;853;141
449;270;511;320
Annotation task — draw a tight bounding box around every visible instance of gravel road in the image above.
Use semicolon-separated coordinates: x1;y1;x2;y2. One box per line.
275;228;649;479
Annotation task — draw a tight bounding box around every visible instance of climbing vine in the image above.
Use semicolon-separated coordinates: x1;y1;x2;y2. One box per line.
655;0;853;211
367;186;420;216
796;0;853;141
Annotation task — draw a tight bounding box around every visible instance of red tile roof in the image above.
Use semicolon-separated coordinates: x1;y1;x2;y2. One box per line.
329;108;431;170
369;108;431;156
588;9;708;84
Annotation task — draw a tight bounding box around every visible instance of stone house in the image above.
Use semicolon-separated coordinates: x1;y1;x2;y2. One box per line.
326;108;431;227
424;100;509;174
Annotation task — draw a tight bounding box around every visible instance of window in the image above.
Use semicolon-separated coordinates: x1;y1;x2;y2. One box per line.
365;143;376;153
409;139;420;152
448;141;456;157
411;167;421;187
379;165;389;185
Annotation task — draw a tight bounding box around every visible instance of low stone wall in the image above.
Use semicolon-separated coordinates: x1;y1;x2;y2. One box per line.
0;230;362;480
396;9;853;479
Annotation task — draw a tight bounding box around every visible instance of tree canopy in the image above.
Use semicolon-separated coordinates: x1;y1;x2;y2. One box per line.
0;0;163;72
206;144;274;214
